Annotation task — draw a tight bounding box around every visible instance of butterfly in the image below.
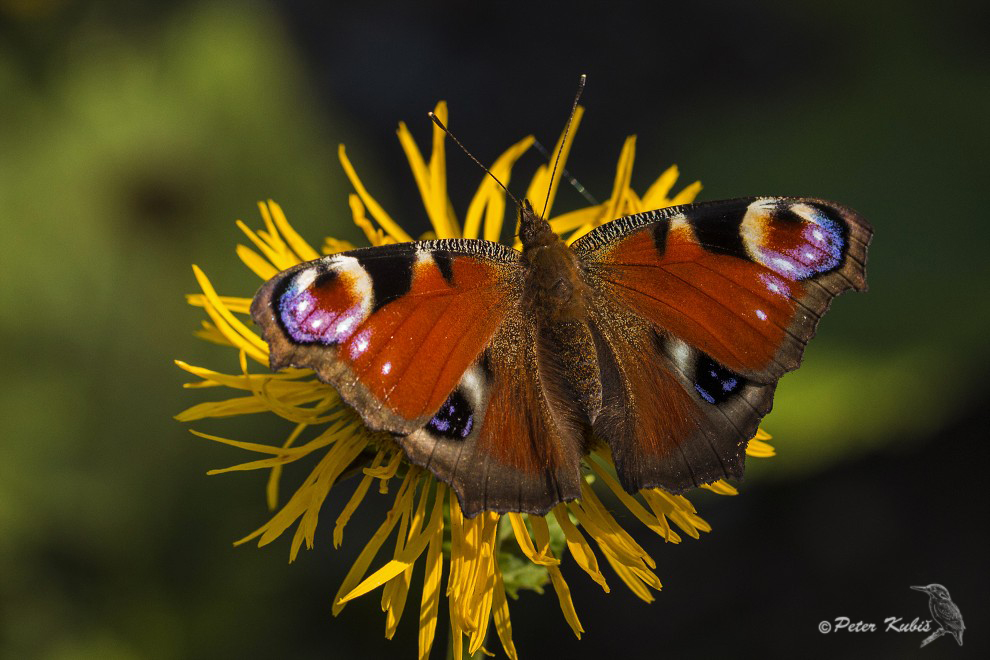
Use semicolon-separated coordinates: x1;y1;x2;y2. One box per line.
250;191;871;517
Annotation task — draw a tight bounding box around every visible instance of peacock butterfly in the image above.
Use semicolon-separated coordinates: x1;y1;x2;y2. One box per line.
250;98;871;518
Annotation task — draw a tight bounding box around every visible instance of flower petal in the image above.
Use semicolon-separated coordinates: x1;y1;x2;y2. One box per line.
332;469;419;615
338;144;414;243
491;556;519;660
525;105;584;219
337;477;444;605
507;513;559;566
551;504;609;592
191;265;269;363
462;135;534;241
417;486;446;660
265;199;320;262
640;164;680;210
669;180;703;206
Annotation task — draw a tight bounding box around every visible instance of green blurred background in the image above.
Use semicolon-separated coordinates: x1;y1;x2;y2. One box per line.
1;0;987;658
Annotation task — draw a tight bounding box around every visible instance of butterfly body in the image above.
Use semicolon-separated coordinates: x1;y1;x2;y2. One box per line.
251;197;871;516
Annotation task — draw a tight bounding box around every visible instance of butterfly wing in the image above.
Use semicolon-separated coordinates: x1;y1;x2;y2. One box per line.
251;239;521;434
397;315;585;517
573;197;871;492
252;239;584;516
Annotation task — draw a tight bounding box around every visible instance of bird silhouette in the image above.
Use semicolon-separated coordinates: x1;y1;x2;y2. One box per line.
912;584;964;647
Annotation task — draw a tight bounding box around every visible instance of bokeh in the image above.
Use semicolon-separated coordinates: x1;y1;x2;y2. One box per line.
1;0;987;657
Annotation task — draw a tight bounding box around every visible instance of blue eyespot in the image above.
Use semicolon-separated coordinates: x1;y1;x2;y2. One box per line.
427;389;474;440
694;355;744;404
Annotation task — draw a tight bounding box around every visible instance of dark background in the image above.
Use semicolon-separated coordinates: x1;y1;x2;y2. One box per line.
1;0;987;657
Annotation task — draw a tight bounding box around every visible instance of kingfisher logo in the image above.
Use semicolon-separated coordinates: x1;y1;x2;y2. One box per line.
816;583;964;648
911;584;965;648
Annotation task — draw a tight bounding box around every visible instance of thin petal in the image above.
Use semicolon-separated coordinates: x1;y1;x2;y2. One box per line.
337;477;444;605
427;102;459;238
549;564;584;638
491;556;519;660
552;504;609;591
462;135;534;241
507;513;559;566
191;265;269;363
266;200;320;262
600;135;637;228
702;480;739;496
641;164;680;209
669;180;703;206
235;244;280;281
525;105;584;219
417;485;446;660
333;450;386;547
587;455;679;542
332;469;418;616
266;423;307;510
338;144;413;243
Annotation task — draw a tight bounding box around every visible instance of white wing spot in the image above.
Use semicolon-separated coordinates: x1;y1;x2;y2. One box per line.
668;338;693;375
334;316;355;335
293;268;317;291
772;257;795;272
756;309;768;321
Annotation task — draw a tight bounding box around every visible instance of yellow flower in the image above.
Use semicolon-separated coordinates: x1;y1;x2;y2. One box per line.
176;101;776;659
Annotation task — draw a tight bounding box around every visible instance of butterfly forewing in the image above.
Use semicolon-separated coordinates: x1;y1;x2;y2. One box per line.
251;239;522;434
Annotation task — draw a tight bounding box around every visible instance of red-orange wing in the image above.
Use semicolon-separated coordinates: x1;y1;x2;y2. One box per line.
574;197;871;493
397;312;584;517
574;197;871;382
251;240;522;434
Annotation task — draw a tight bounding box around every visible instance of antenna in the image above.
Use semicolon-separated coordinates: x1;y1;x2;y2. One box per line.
533;138;599;206
542;74;586;218
428;112;522;209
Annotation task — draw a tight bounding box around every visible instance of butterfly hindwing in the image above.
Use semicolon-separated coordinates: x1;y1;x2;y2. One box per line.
251;239;521;434
398;311;585;517
574;197;871;492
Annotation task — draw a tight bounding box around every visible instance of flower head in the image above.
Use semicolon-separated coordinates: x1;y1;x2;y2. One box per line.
176;101;775;658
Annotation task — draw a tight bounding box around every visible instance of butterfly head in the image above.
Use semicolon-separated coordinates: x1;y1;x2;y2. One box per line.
518;199;557;251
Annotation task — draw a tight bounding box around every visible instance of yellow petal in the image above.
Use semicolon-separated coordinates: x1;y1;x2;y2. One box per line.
427;102;459;238
548;565;583;638
669;180;703;206
507;513;559;566
333;449;384;547
587;455;678;542
266;422;307;510
265;200;320;262
641;164;680;209
601;549;656;603
462;135;534;241
491;557;519;660
601;135;637;227
332;469;418;615
338;144;413;243
747;437;776;457
702;480;739;496
191;265;269;363
525;105;584;218
417;486;446;660
235;245;279;281
551;504;609;591
337;478;444;605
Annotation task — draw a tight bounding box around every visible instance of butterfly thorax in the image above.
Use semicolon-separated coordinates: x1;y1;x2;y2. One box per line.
519;200;589;322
